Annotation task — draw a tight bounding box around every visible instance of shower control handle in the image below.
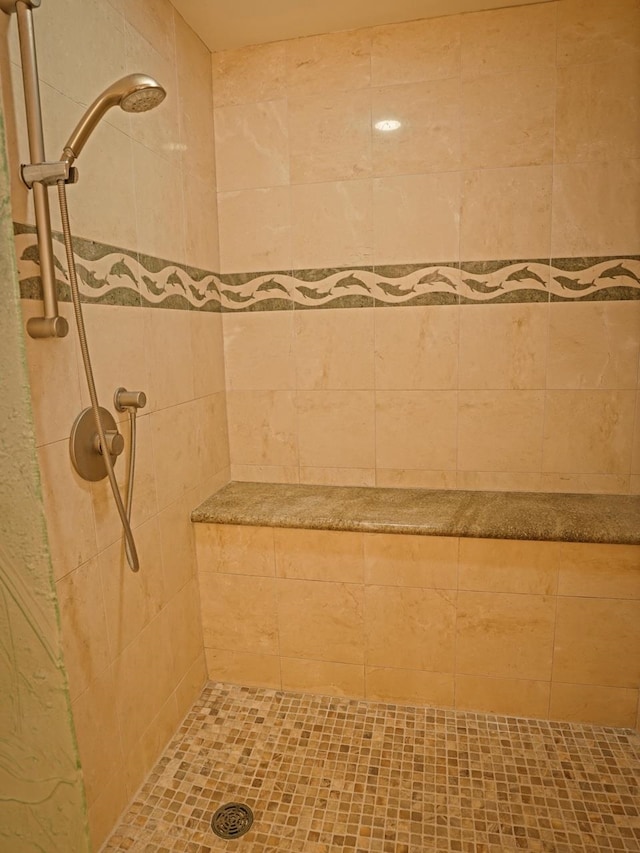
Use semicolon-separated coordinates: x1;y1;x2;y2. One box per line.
114;387;147;412
94;430;125;457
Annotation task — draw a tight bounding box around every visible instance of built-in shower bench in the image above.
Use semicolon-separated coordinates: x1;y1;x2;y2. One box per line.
191;482;640;731
191;481;640;544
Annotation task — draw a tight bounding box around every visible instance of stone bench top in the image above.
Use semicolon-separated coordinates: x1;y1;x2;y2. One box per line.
191;482;640;545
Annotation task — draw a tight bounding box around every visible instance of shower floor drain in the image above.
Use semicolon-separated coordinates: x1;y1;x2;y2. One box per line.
211;802;254;839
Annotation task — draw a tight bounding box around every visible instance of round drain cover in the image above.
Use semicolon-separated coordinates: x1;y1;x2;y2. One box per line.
211;802;254;839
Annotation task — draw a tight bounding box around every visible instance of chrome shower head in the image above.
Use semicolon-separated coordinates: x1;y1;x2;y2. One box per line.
62;73;166;164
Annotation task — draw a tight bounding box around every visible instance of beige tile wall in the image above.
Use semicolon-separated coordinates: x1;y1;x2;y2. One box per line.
224;300;640;492
2;0;229;848
215;1;640;494
196;524;640;729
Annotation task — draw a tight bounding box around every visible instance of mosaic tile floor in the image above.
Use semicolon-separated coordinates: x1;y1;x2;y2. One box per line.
104;683;640;853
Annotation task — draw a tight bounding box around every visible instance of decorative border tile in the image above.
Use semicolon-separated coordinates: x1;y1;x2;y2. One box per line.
14;223;640;312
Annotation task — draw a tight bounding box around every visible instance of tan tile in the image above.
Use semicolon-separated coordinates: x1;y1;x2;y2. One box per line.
456;591;556;681
224;311;295;391
78;304;149;422
458;303;548;390
174;652;207;721
556;61;640;164
281;658;365;698
373;173;461;265
542;390;636;475
557;0;640;66
144;307;193;411
98;517;165;659
87;769;130;853
230;463;299;484
551;160;640;256
195;523;275;576
150;401;199;510
375;306;459;390
274;528;364;583
277;579;364;664
215;99;289;191
456;471;543;492
553;597;640;687
300;467;376;487
364;533;457;590
71;666;124;807
213;42;286;107
460;3;556;79
461;67;555;169
297;389;375;469
124;691;180;798
218;187;291;273
289;90;371;184
193;393;230;485
460;166;552;260
190;311;226;398
547;302;640;390
550;682;639;728
290;180;373;269
132;142;185;264
455;675;550;719
226;390;298;467
633;392;640;475
37;439;96;582
286;30;371;95
159;497;196;601
541;472;631;494
372;79;460;177
458;390;545;473
112;608;176;756
21;301;81;447
125;0;173;60
182;167;220;272
376;469;458;490
56;558;110;701
375;390;457;471
205;648;281;689
458;539;558;596
175;11;216;184
365;586;456;672
199;573;279;655
371;16;460;86
293;307;374;390
164;579;204;688
366;667;454;707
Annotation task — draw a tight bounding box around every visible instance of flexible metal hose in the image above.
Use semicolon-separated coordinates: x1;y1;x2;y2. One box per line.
57;179;140;571
126;408;137;520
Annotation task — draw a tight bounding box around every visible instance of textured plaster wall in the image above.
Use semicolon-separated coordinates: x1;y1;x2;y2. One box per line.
0;96;90;850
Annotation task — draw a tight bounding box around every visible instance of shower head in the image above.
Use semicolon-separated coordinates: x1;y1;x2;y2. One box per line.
62;73;166;164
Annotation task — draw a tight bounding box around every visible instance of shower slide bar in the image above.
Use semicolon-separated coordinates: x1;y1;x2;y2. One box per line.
1;0;69;338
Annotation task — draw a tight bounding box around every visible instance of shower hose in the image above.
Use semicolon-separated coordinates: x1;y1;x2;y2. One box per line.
57;179;140;572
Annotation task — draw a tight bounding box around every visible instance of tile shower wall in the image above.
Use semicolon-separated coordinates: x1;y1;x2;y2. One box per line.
196;524;640;730
213;0;640;494
1;0;229;848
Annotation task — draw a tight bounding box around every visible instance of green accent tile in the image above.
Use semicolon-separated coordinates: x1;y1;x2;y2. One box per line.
83;286;142;307
461;258;549;275
294;293;374;310
552;255;640;272
139;293;193;311
375;291;459;308
222;297;292;313
218;270;292;287
198;297;223;314
291;266;372;283
375;262;457;278
460;289;550;305
551;286;640;302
